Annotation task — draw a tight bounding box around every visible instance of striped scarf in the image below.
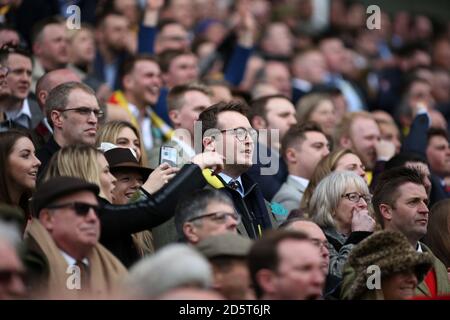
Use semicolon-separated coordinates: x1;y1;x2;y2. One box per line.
108;90;174;141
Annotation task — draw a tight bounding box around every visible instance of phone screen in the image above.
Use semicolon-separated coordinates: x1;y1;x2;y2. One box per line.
160;146;177;167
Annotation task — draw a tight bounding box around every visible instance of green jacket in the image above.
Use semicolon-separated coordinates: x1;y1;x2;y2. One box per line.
416;243;450;297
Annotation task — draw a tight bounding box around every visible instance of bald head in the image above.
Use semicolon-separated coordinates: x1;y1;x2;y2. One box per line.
282;219;330;274
157;288;224;300
283;220;323;237
36;69;81;109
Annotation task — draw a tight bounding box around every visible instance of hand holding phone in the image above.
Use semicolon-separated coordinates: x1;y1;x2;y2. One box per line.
160;146;177;167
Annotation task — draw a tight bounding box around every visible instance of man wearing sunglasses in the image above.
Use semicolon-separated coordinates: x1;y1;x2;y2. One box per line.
23;176;127;298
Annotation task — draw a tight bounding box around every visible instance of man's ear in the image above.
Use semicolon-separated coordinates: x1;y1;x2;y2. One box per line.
340;136;352;149
122;74;133;92
379;204;392;222
183;223;200;244
255;269;277;298
50;110;63;129
251;116;267;130
37;91;48;110
32;42;42;57
39;209;54;232
203;136;216;152
285;147;297;164
168;109;180;126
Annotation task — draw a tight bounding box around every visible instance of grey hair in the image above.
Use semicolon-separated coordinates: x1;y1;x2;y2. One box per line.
125;244;212;298
309;171;370;229
174;189;235;241
0;220;21;248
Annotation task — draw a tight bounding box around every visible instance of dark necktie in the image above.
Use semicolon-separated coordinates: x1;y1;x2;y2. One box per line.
75;260;90;290
228;180;242;192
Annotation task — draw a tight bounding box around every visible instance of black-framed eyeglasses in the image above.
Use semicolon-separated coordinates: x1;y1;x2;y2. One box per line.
46;202;100;217
58;107;104;119
188;211;241;224
341;192;372;204
219;127;258;142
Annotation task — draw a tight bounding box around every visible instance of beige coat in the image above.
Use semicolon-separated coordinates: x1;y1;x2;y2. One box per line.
24;219;128;299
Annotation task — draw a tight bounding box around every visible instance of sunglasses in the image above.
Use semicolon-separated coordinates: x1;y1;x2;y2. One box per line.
46;202;100;216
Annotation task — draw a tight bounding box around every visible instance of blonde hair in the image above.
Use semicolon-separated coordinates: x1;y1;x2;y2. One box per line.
44;144;102;191
67;23;94;47
45;144;155;256
96;120;147;165
296;93;332;123
300;148;355;212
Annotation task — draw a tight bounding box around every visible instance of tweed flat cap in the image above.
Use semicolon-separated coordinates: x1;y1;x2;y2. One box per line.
32;176;99;216
346;230;433;299
196;233;253;259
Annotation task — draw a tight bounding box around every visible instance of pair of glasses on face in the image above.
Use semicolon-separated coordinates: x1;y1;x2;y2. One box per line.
188;211;241;224
219;127;258;142
46;202;100;216
310;238;330;250
58;107;105;119
342;192;372;204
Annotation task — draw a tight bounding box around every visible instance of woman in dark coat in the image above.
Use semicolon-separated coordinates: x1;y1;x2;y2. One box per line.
43;144;223;267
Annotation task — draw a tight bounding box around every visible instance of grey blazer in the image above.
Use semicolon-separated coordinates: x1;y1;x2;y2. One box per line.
271;175;307;219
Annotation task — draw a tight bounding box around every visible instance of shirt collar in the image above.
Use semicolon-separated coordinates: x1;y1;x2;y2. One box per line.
218;172;244;196
43;117;53;133
289;175;309;188
5;98;32;120
128;102;140;119
60;250;89;266
292;78;312;91
416;242;423;253
218;172;242;186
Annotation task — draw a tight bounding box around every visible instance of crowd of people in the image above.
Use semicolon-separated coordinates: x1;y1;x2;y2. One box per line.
0;0;450;300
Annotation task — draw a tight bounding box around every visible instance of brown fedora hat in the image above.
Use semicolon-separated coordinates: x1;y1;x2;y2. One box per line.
104;148;152;180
